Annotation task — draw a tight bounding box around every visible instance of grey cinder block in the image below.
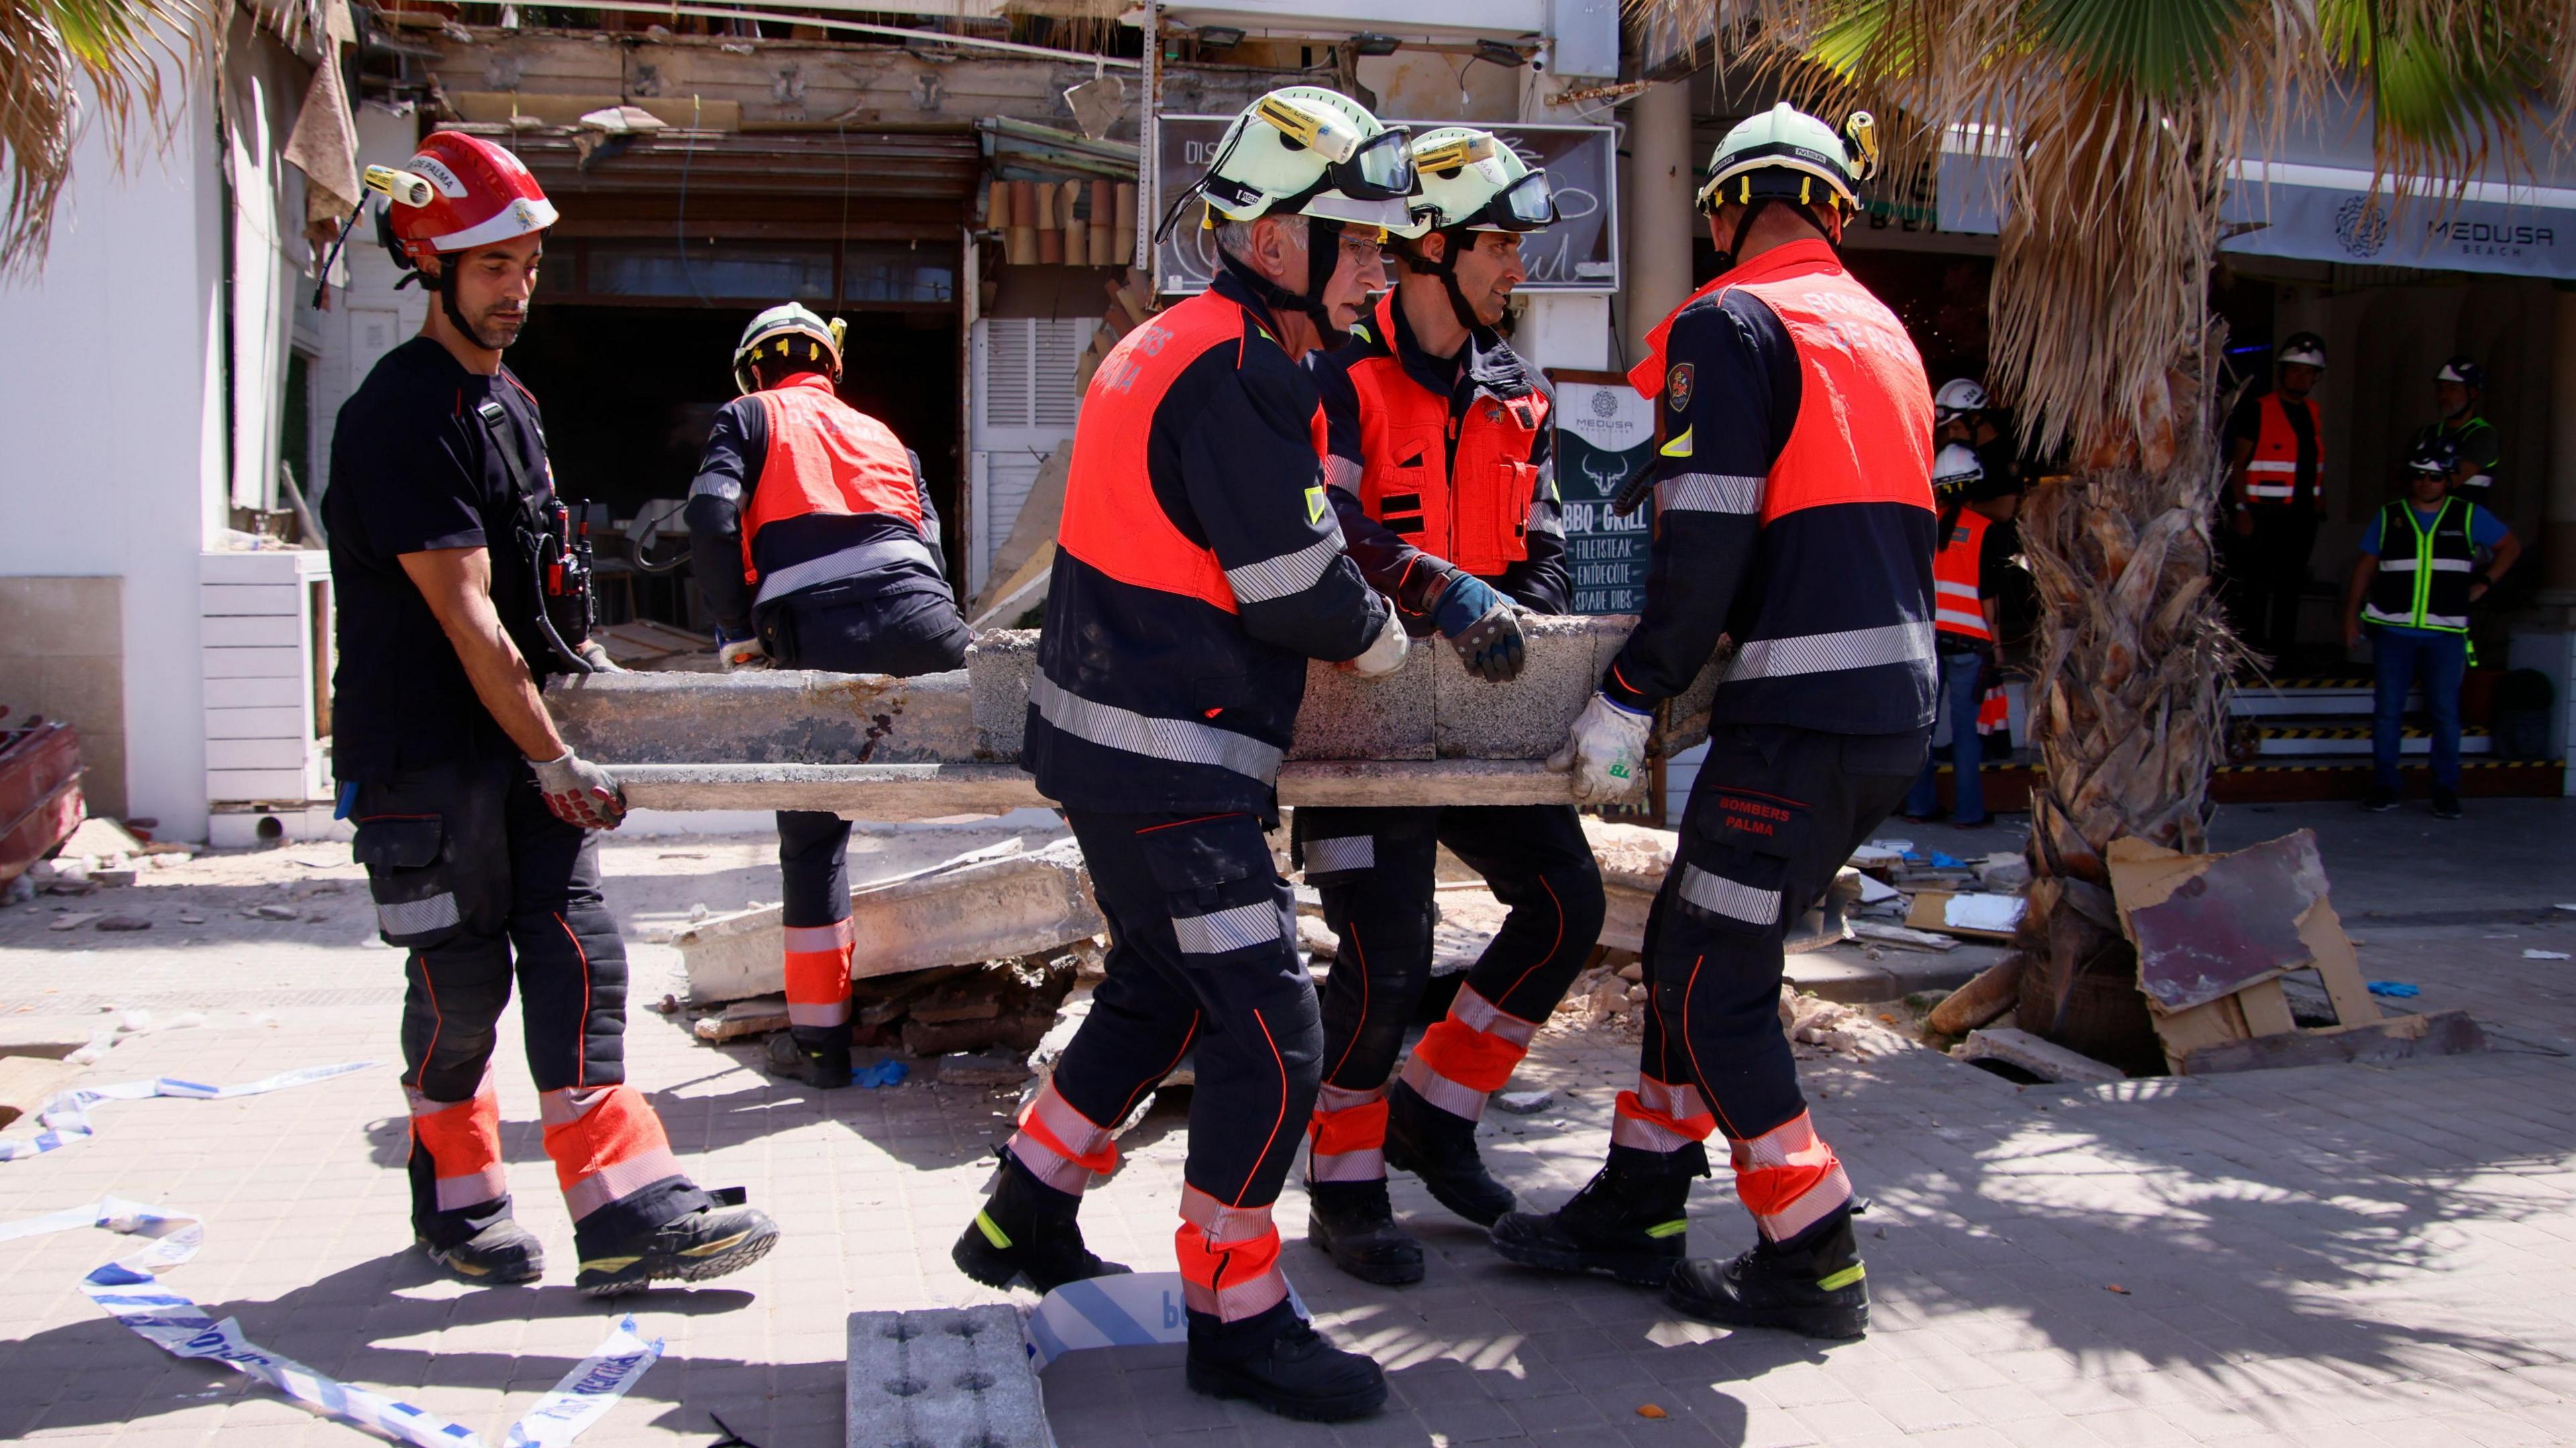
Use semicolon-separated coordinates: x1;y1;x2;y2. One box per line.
847;1304;1054;1448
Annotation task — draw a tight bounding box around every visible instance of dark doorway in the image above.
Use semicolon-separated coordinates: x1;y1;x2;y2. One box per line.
506;303;962;630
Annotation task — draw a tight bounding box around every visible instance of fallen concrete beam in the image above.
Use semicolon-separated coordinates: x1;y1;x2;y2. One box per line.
1957;1026;2128;1084
2178;1008;2484;1075
553;619;1727;816
677;838;1102;1002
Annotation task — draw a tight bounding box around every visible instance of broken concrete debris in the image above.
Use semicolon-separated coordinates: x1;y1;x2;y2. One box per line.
1957;1027;2126;1084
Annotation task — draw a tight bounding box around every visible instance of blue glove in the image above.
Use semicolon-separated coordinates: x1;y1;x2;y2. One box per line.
1428;573;1525;683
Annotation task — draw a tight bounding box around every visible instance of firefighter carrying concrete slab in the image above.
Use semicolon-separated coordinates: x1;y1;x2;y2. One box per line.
683;303;973;1089
949;86;1413;1423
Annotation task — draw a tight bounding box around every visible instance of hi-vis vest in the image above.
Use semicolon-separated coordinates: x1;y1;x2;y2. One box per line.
1055;292;1252;616
2363;497;2479;634
1931;508;1993;642
1340;293;1548;577
740;373;926;600
2443;415;2498;496
2243;392;2322;504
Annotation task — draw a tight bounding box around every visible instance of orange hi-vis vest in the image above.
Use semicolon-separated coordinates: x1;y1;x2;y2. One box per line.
739;372;924;586
1931;507;1993;642
1633;241;1933;528
1055;290;1257;614
2243;392;2322;504
1340;292;1549;577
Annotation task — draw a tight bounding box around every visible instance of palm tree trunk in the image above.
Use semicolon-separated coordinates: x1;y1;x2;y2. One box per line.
2012;372;2241;1070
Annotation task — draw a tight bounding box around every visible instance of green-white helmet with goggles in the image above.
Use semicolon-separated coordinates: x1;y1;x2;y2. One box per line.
1390;126;1556;333
1168;86;1417;344
1696;103;1879;267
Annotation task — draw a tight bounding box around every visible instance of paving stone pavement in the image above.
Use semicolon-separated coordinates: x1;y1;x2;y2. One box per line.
1;802;2571;1447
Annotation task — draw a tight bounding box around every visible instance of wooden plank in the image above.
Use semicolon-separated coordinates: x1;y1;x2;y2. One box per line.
2237;979;2298;1037
205;675;305;709
2181;1010;2482;1075
205;768;316;803
2157;995;2251;1074
207;738;307;771
2297;897;2381;1025
205;707;308;740
199;583;302;617
203;647;304;679
203;616;301;649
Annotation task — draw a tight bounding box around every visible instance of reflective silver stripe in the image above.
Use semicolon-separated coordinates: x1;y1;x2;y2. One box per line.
1031;674;1282;783
1658;471;1764;515
687;473;741;502
1678;863;1781;927
1726;621;1934;682
753;533;941;605
1398;1054;1489;1121
378;893;459;936
2360;604;2411;624
1173;900;1287;956
1008;1133;1095;1194
1448;985;1538;1048
563;1144;685;1221
1322;455;1363;495
2463;474;2493;490
2377;557;2420;573
786;1000;850;1027
2420;614;2469;630
2363;603;2469;630
1752;1161;1853;1243
1307;1146;1385;1181
2427;558;2475;572
1225;530;1345;606
433;1164;507;1212
1936;608;1988;632
1303;834;1375;875
1934;580;1980;602
2244;460;2298;473
783;920;853;954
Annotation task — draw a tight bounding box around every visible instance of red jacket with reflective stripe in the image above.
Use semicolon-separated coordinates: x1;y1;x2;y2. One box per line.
1335;292;1549;578
739;373;925;583
1931;508;1993;643
2242;392;2322;506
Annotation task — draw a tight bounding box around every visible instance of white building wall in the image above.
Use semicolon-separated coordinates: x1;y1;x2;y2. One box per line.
0;71;229;841
310;103;431;482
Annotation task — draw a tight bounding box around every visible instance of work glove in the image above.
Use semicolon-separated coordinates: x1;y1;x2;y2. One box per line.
1344;606;1411;678
576;640;627;674
1429;573;1526;684
715;626;770;673
1546;693;1653;803
531;749;628;830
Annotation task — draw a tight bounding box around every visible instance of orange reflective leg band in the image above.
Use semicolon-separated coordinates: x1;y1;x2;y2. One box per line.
540;1084;685;1223
1007;1078;1118;1194
407;1070;506;1213
1611;1074;1718;1154
783;918;856;1029
1729;1110;1852;1243
1175;1186;1288;1322
1399;987;1538;1121
1305;1084;1388;1183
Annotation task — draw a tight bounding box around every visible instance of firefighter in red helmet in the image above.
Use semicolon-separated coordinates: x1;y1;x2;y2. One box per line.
323;130;779;1293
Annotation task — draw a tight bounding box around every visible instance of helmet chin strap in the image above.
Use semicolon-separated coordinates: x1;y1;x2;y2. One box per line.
1710;197;1839;274
1218;215;1354;346
1401;229;1486;335
405;260;512;352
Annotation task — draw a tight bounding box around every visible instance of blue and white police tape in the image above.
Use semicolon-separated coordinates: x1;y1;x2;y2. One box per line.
1022;1271;1307;1372
0;1060;375;1161
0;1195;660;1448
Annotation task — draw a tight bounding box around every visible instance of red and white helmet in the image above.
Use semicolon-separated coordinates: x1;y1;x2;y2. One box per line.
369;131;558;268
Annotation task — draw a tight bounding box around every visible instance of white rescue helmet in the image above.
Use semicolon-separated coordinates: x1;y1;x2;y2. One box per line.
1934;378;1990;426
2276;331;2328;370
1395;127;1556;239
1191;87;1417;233
1933;443;1984;497
733;302;847;396
1697;103;1878;217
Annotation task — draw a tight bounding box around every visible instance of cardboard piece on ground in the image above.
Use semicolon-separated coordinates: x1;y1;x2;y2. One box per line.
2121;831;2328;1013
1906;890;2023;940
2182;1009;2483;1075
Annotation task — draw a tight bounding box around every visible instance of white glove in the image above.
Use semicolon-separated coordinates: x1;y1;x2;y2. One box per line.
576;640;627;674
1546;693;1654;802
718;635;771;672
1344;607;1410;679
531;749;628;830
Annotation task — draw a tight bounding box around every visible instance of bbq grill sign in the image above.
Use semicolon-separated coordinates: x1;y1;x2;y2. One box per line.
1550;372;1656;616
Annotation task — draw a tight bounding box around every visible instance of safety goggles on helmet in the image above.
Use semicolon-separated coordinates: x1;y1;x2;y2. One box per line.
1252;92;1417;202
1438;168;1557;231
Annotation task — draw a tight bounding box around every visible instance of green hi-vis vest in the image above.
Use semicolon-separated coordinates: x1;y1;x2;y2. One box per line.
2361;497;2479;634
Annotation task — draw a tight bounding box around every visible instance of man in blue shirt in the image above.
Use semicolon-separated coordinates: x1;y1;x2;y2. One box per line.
2341;436;2520;818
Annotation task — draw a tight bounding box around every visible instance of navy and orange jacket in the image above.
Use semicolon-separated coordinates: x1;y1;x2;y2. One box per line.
1609;237;1937;734
684;371;950;636
1024;270;1391;816
1308;292;1569;622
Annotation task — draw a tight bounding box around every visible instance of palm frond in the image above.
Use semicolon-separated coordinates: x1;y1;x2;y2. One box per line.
0;0;205;276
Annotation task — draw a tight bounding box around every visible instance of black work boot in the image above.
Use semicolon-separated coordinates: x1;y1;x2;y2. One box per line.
576;1197;781;1296
765;1028;852;1089
421;1217;544;1285
1665;1212;1869;1340
1489;1144;1702;1286
951;1151;1132;1294
1383;1079;1515;1227
1307;1178;1425;1286
1186;1300;1389;1422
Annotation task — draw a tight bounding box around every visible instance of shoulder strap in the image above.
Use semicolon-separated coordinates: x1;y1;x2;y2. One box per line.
473;398;550;531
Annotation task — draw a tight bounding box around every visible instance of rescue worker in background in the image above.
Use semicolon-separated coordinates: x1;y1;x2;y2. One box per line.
325;131;777;1294
684;303;971;1089
1935;376;2021;492
1506;103;1935;1342
2414;355;2502;504
2222;333;2329;665
2341;435;2520;820
949;87;1412;1422
1295;127;1605;1286
1902;445;2021;828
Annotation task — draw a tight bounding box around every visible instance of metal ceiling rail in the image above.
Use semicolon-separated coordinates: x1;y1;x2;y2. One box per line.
475;0;1144;68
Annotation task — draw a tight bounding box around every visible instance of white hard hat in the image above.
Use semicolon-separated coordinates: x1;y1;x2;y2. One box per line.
1934;378;1990;425
1194;87;1417;233
1698;103;1876;216
733;302;845;396
1395;127;1556;239
2277;331;2328;370
1933;443;1984;496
